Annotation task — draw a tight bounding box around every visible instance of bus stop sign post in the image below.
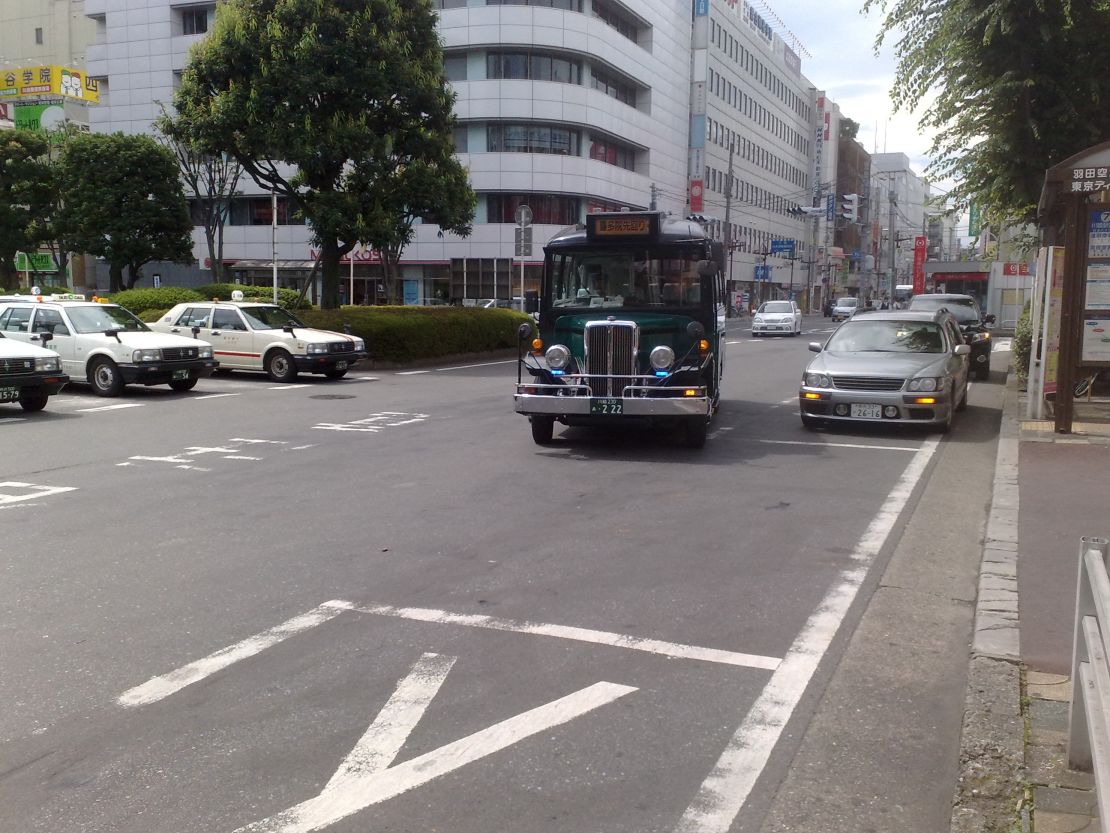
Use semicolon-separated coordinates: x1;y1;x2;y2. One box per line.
516;205;532;311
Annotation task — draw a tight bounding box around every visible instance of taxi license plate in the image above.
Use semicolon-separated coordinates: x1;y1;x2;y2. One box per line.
590;398;622;415
335;361;348;371
0;387;19;403
172;369;190;381
850;404;883;419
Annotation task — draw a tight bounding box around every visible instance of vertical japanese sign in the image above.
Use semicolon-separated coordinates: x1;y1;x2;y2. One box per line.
1044;247;1065;396
912;236;927;295
689;179;704;213
968;203;980;237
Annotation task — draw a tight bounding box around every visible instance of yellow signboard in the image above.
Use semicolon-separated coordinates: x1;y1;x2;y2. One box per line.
0;66;99;104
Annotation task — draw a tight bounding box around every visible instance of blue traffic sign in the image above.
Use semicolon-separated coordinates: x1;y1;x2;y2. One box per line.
770;239;795;257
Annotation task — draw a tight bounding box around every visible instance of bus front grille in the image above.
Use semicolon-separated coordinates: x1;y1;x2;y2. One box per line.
584;320;638;397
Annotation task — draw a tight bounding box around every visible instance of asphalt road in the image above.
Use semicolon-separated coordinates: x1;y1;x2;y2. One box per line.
0;315;1005;833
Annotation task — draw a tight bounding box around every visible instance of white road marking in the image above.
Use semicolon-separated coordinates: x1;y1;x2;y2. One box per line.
268;384;311;390
194;393;241;400
757;439;920;452
395;370;430;376
234;680;636;833
129;455;194;464
117;600;354;707
437;359;516;371
778;397;795;405
0;418;27;424
673;438;940;833
351;602;780;670
291;445;315;450
229;438;288;445
993;338;1012;352
183;445;240;456
76;403;144;412
223;455;261;461
0;482;77;505
313;424;381;432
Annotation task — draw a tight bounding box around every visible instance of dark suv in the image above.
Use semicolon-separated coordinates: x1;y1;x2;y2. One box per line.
905;293;995;380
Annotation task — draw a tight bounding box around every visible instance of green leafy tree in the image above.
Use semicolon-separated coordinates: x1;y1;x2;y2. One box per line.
865;0;1110;227
56;133;194;292
172;0;475;308
0;130;55;287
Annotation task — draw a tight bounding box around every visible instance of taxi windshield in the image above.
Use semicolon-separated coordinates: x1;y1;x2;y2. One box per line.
67;305;149;333
549;248;704;309
241;306;306;330
826;320;946;354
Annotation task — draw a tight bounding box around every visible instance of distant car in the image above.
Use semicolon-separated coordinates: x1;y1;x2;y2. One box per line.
905;293;995;380
0;331;68;412
799;308;971;432
0;294;216;396
752;300;802;337
150;298;366;381
830;297;859;322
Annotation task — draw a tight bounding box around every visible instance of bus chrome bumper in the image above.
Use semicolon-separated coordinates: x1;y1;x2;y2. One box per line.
514;386;711;418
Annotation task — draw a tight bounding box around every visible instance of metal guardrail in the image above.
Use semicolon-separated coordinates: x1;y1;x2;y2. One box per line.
1068;535;1110;831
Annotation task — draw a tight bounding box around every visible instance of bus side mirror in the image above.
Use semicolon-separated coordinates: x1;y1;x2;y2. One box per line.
517;322;533;342
524;290;539;314
687;321;705;339
984;314;996;325
697;260;718;277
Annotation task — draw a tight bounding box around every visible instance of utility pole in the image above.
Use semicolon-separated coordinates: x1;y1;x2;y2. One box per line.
723;142;735;314
888;187;898;301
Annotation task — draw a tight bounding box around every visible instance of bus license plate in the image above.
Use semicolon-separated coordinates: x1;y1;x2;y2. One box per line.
172;369;190;380
0;387;19;403
590;398;622;415
850;404;882;419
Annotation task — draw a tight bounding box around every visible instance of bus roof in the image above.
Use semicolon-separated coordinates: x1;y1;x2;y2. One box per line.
545;212;710;250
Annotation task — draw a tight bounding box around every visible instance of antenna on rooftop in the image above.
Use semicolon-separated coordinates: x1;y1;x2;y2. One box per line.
750;0;812;59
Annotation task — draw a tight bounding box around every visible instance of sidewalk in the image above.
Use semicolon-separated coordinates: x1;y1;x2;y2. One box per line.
951;374;1110;833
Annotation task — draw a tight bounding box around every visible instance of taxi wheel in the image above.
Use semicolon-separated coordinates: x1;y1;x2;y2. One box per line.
265;350;298;383
20;393;48;412
324;368;348;380
89;358;124;397
530;416;555;445
169;378;198;392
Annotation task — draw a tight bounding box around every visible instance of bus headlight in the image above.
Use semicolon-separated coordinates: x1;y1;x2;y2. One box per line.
545;344;571;370
649;345;675;371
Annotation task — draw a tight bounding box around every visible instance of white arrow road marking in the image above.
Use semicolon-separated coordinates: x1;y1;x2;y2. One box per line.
76;403;144;412
234;680;636;833
118;601;354;707
672;438;940;833
0;482;77;504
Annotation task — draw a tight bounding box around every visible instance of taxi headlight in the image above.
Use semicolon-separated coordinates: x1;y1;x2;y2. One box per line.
649;345;675;371
352;338;365;351
306;343;329;354
35;356;60;372
908;377;939;391
805;372;831;387
133;348;161;362
545;344;571;370
197;345;213;359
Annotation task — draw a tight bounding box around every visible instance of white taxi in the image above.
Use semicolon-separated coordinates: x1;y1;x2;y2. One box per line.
149;294;366;381
0;331;69;412
0;294;217;396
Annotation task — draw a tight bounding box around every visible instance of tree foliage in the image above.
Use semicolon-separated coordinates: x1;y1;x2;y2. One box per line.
55;133;194;292
0;130;54;286
172;0;475;309
864;0;1110;227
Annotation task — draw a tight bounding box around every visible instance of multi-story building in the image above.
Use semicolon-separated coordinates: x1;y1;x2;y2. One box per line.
833;131;870;297
870;152;928;295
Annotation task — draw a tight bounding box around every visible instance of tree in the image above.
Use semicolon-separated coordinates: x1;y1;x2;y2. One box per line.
55;133;194;292
172;0;475;308
155;108;242;283
840;117;860;142
0;130;54;287
864;0;1110;227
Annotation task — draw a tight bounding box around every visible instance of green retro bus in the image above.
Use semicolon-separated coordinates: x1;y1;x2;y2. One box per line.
514;211;726;448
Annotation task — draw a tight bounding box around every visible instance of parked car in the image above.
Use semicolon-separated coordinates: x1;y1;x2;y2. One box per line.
905;293;995;380
0;294;216;396
799;308;971;432
752;300;802;337
149;295;366;381
830;296;859;322
0;331;68;412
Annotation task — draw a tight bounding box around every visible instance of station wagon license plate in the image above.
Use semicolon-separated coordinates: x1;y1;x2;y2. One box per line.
590;397;623;415
850;403;882;419
0;387;19;403
172;369;190;381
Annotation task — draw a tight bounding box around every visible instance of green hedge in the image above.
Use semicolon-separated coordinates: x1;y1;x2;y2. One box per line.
0;284;71;296
109;286;207;314
300;305;534;363
1012;300;1033;386
195;283;310;310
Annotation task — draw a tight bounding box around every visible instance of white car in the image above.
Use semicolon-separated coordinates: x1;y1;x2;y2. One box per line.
752;300;802;336
0;331;68;412
149;298;366;381
0;295;216;396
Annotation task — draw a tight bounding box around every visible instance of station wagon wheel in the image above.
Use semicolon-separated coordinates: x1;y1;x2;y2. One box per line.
265;349;298;382
19;392;48;412
169;378;198;392
89;357;124;397
530;416;555;445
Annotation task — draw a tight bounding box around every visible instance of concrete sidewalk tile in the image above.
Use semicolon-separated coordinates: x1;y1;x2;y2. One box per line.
1033;810;1100;833
1034;785;1097;816
1026;741;1096;792
1028;673;1072;702
1031;698;1070;733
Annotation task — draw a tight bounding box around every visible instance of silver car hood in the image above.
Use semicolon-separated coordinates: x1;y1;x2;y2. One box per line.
808;350;948;377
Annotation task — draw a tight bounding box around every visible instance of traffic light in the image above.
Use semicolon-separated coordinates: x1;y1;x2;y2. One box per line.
841;194;860;223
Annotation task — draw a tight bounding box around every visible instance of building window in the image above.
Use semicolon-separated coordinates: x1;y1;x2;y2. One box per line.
452;126;468;153
487;123;580;155
182;7;210;36
590;67;636;107
34;27;43;45
592;0;639;43
487;51;581;84
444;54;467;82
486;194;580;226
485;0;583;8
434;0;468;8
229;197;303;226
588;135;635;171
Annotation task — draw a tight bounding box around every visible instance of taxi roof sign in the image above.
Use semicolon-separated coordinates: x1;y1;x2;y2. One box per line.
48;293;85;301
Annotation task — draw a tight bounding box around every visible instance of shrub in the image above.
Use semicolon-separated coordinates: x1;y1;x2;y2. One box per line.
194;283;310;310
1012;300;1033;386
109;286;206;314
140;308;171;323
299;305;534;363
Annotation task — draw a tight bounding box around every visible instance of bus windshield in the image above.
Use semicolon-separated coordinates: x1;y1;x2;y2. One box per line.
549;248;704;309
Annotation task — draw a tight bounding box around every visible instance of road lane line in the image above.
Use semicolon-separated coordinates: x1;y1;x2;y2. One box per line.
76;403;144;412
268;384;311;390
235;681;636;833
352;603;780;670
117;600;355;707
674;438;940;833
194;393;241;400
757;439;920;452
396;370;431;375
437;359;517;371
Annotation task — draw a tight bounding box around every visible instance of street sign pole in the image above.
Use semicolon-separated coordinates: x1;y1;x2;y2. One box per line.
515;205;533;311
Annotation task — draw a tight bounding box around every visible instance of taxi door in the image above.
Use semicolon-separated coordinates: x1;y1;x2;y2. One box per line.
29;307;78;376
207;307;259;370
